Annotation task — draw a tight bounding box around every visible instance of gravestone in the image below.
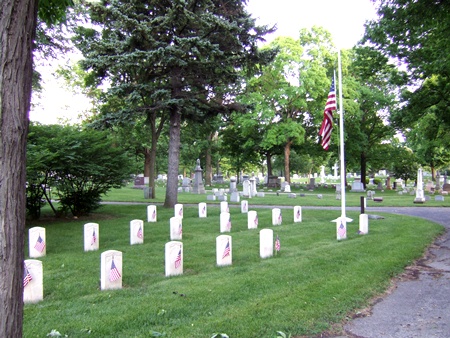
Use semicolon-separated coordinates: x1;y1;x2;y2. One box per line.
241;200;248;213
130;219;144;245
229;176;237;192
267;175;279;188
250;176;257;197
165;241;183;277
359;214;369;235
333;218;347;241
272;208;282;226
294;206;302;223
174;203;183;219
29;227;46;258
332;163;339;178
248;210;258;229
198;202;207;218
435;195;445;202
230;191;240;202
351;178;365;192
260;228;274;259
220;212;231;233
206;194;216;201
192;159;206;194
181;177;191;192
242;180;251;198
84;222;99;252
308;177;315;190
414;167;426;203
220;201;229;213
216;235;232;266
320;165;326;184
147;205;157;222
100;250;122;290
284;184;291;193
23;259;43;303
170;217;183;240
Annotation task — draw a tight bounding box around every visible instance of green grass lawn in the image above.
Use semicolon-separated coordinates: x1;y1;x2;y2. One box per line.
24;193;445;337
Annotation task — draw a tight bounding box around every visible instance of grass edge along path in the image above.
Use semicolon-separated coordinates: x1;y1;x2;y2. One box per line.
24;204;444;337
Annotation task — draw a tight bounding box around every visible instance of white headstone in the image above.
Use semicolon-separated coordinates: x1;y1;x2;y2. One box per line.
359;214;369;235
220;201;229;213
170;217;183;240
332;163;339;178
100;250;122;290
216;235;232;266
84;222;99;252
284;184;291;193
174;203;183;218
220;212;232;233
334;218;348;241
130;219;144;245
23;259;43;303
241;200;248;213
320;165;326;184
29;227;46;258
260;229;274;259
198;202;207;218
414;167;426;203
294;206;302;223
248;210;258;229
272;208;282;226
147;205;157;222
242;180;251;198
165;241;183;277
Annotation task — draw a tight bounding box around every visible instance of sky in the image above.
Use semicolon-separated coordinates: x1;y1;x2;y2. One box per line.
29;0;378;125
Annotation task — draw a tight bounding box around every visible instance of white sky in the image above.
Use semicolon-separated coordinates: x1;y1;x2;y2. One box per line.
29;0;378;125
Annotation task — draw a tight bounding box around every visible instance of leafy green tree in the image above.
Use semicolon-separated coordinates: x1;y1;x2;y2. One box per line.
27;123;134;217
73;0;276;207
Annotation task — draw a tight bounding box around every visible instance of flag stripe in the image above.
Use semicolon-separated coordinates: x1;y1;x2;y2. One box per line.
319;77;337;150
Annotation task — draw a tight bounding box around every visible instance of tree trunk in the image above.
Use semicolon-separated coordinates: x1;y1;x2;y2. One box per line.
360;152;367;189
205;132;213;186
164;108;181;208
0;0;38;336
284;141;292;184
266;153;273;177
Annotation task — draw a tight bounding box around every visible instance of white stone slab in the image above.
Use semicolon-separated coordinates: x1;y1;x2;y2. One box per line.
220;212;231;233
174;203;183;219
272;208;282;226
84;222;99;252
206;195;216;201
29;227;46;258
165;241;183;277
248;210;258;229
147;205;157;222
241;200;248;213
170;217;183;240
260;228;274;259
130;219;144;245
220;201;229;213
23;259;43;303
257;192;265;197
359;214;369;235
101;250;122;290
198;202;207;218
294;206;302;223
216;235;232;266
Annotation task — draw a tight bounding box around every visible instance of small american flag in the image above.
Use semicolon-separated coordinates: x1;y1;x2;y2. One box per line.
137;226;143;239
34;234;46;253
338;222;346;239
179;222;183;236
319;77;337;151
174;247;182;269
227;217;231;231
91;229;97;245
222;240;230;259
275;235;280;252
254;215;258;226
178;207;183;217
109;259;121;282
278;211;282;224
152;209;156;220
202;205;206;215
296;208;301;220
23;264;33;288
243;202;247;212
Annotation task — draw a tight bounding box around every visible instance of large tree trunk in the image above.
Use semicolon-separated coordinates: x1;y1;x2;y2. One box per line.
164;108;181;208
205;132;213;186
284;141;292;184
0;0;38;336
266;153;273;177
360;152;367;189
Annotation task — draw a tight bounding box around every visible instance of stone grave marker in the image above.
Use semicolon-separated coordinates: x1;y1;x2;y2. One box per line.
359;214;369;235
198;202;207;218
335;219;347;241
192;159;206;194
241;200;248;213
220;201;229;213
29;227;46;258
216;235;232;266
414;167;426;203
272;208;282;226
130;219;144;245
248;210;258;229
220;212;231;233
242;180;251;198
294;206;302;223
147;205;157;222
351;178;365;192
165;241;183;277
23;259;43;303
84;222;99;252
435;195;445;202
170;217;183;240
260;228;274;259
174;203;183;219
100;250;122;290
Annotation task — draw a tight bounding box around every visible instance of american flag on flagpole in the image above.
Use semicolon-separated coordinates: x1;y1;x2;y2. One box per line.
34;234;46;253
275;235;280;252
222;240;230;259
319;76;337;150
23;264;33;288
174;247;182;269
109;259;122;282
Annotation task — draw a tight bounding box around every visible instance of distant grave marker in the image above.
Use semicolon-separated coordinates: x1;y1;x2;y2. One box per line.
29;227;46;258
216;235;232;266
84;223;99;252
147;205;157;222
248;210;258;229
260;229;274;259
130;219;144;245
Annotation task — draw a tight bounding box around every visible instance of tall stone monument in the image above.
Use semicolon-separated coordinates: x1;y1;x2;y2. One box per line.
414;167;426;203
192;159;206;194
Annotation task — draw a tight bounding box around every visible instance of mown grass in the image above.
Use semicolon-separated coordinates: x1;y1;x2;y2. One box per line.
24;201;444;338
